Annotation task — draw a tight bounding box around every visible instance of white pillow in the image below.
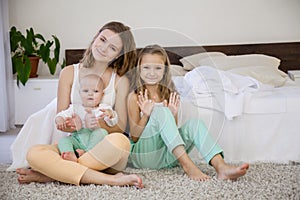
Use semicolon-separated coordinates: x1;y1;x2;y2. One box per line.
198;54;280;70
169;65;188;76
179;52;226;71
228;66;288;87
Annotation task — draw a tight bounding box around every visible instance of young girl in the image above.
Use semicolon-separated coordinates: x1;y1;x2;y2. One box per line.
128;44;249;181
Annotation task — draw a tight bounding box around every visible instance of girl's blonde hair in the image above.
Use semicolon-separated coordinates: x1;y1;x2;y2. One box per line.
80;21;136;76
133;44;176;101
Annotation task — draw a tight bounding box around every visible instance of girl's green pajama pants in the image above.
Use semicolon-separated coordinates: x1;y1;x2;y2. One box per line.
129;107;223;169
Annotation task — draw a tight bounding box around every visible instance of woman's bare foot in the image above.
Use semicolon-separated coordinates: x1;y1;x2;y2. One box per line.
16;168;53;184
76;149;85;157
61;152;78;162
217;163;249;180
113;173;144;188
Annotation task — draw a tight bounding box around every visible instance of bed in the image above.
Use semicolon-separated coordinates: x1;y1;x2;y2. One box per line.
8;42;300;171
65;42;300;164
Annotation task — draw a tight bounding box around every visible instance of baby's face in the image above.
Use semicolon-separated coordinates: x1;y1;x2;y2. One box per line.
80;80;104;108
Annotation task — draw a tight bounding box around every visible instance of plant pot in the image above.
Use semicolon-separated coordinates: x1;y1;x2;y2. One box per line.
29;56;40;78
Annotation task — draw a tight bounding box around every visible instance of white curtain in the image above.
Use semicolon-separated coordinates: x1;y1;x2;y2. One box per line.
0;0;15;132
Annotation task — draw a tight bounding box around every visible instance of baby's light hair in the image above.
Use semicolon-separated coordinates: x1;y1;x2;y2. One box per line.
80;74;104;91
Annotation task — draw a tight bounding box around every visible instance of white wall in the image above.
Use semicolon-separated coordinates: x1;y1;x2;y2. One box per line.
8;0;300;75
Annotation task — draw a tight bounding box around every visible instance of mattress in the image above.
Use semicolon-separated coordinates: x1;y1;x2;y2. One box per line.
175;75;300;163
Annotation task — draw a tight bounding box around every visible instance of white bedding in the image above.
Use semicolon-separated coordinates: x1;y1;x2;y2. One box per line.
174;69;300;163
174;66;262;119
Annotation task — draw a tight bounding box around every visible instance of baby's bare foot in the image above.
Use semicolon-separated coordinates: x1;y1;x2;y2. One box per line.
217;163;249;180
61;152;78;162
113;173;144;188
76;149;85;157
16;168;53;184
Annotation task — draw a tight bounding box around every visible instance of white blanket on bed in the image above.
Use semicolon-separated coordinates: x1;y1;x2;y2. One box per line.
7;98;67;171
174;66;261;119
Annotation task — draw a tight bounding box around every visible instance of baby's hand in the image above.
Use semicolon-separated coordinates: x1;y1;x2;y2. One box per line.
85;109;99;129
65;113;82;131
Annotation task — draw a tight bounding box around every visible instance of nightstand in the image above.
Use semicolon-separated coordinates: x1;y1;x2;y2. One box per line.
14;76;58;124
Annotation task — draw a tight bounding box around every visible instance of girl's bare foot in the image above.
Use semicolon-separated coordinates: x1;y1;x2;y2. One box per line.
16;168;53;184
113;173;144;188
184;165;210;181
76;149;85;157
172;145;210;181
217;163;249;180
61;152;78;162
174;146;210;181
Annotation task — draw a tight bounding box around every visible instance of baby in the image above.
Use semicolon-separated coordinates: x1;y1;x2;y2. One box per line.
55;74;118;162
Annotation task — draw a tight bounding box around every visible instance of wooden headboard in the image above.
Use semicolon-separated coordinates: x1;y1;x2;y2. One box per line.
65;42;300;73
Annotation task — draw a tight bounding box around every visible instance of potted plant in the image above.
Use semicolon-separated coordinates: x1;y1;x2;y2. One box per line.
10;26;65;86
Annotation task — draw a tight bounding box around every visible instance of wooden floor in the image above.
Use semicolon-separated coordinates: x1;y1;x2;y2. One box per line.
0;127;20;164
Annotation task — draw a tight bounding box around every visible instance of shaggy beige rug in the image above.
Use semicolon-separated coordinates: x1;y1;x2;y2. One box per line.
0;162;299;199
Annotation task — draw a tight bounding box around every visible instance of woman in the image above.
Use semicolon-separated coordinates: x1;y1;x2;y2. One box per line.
16;21;143;188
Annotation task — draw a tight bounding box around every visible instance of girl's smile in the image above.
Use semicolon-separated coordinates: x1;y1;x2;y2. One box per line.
140;54;165;85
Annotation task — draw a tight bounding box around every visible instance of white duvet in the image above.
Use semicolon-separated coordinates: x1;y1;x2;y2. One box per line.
173;66;261;119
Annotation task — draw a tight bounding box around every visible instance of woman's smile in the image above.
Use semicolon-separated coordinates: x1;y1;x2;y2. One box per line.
96;48;106;57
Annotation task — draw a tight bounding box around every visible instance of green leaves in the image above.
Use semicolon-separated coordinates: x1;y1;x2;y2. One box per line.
10;26;24;53
10;26;63;86
52;35;60;62
14;56;31;86
47;58;57;75
45;35;61;74
39;41;52;63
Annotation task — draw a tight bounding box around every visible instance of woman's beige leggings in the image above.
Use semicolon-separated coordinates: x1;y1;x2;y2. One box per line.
26;133;130;185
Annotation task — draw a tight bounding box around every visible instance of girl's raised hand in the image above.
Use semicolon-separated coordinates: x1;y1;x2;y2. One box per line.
164;92;180;117
137;89;154;116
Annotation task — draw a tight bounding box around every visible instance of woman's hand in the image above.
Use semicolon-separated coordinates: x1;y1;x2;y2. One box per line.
55;116;67;131
64;113;82;131
100;108;114;119
164;92;180;117
137;89;154;117
85;109;99;130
